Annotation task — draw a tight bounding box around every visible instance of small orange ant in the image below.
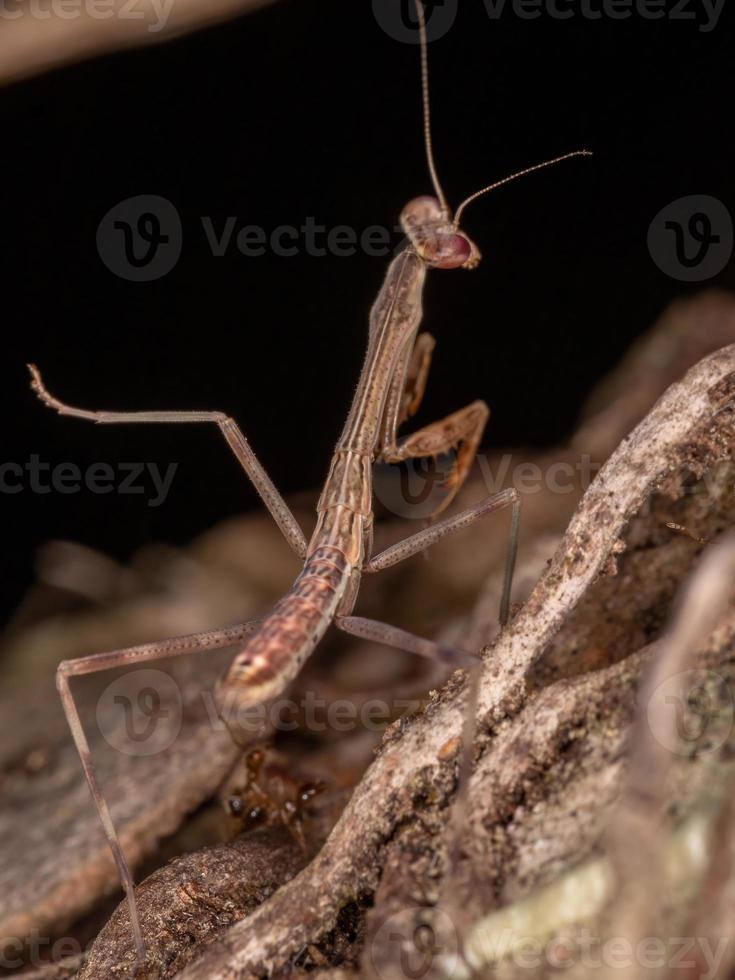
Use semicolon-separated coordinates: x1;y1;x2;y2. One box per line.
224;748;326;852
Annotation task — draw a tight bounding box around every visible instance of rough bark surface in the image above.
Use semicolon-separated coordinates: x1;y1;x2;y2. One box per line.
169;342;735;980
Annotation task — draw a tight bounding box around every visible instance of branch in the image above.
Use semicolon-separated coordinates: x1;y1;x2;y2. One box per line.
0;0;280;86
174;345;735;978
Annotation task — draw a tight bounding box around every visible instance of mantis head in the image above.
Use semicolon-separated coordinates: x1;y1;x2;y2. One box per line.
401;196;482;271
408;0;590;275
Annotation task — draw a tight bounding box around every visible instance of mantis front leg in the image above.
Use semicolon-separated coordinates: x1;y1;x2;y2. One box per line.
376;334;489;519
375;334;520;623
380;399;490;517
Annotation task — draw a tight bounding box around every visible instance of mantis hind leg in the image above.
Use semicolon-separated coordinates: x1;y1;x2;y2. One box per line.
56;620;260;964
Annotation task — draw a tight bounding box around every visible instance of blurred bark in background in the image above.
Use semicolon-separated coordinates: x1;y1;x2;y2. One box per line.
0;0;279;86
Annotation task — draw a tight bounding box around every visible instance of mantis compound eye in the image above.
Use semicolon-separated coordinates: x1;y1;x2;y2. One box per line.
424;233;472;270
400;197;482;270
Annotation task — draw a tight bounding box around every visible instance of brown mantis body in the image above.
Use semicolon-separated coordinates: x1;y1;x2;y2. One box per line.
28;3;589;964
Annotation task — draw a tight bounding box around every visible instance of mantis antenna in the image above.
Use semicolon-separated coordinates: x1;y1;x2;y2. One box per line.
415;0;591;227
416;0;450;216
454;149;593;226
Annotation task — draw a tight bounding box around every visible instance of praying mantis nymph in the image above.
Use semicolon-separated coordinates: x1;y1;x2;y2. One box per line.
28;1;590;964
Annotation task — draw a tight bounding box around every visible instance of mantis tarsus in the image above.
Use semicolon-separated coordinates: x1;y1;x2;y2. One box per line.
28;1;589;965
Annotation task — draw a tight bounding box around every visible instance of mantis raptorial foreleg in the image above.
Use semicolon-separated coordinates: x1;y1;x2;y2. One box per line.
377;328;490;520
377;333;517;614
55;621;261;962
397;332;436;425
28;364;308;560
377;329;514;630
380;399;490;518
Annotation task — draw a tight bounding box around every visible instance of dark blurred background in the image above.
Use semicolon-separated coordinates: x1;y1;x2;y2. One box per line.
1;0;733;621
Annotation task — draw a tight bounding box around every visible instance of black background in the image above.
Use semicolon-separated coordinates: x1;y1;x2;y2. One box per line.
1;0;733;621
